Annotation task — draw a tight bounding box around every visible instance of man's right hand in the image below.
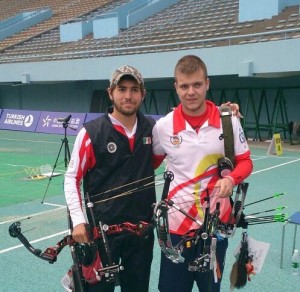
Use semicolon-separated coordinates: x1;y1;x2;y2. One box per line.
223;101;243;118
72;223;90;243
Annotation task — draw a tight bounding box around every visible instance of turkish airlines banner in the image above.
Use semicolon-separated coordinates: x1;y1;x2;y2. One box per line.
0;109;40;132
0;110;165;134
36;111;86;135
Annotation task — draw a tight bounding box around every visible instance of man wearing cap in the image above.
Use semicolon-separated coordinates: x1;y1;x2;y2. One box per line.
64;65;156;291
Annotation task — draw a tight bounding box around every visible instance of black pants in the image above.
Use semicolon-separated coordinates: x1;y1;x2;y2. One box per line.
158;234;228;292
87;231;154;292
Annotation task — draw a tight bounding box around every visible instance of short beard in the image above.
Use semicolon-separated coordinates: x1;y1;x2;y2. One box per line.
113;102;139;116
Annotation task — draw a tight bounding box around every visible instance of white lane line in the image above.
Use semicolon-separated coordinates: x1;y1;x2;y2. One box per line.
1;179;163;225
42;202;66;208
251;155;300;160
1;159;296;255
252;158;300;174
1;183;163;253
0;205;66;225
0;138;60;144
251;156;269;161
5;164;29;167
0;178;166;254
0;230;69;254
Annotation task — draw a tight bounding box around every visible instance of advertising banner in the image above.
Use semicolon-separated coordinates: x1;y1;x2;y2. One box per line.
36;112;86;135
0;109;40;132
85;113;162;123
85;113;104;123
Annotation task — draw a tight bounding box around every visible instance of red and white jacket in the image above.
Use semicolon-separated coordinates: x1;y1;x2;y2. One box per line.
152;101;252;235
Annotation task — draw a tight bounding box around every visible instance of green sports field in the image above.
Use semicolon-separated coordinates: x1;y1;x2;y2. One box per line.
1;130;300;292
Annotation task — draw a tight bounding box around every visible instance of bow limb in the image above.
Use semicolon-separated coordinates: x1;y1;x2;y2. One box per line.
217;182;249;238
154;171;208;263
161;171;174;200
153;200;185;263
8;218;85;291
8;221;73;263
228;182;249;232
231;182;248;223
153;171;185;263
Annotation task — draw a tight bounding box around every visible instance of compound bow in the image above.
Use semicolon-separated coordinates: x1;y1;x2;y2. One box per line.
153;170;249;273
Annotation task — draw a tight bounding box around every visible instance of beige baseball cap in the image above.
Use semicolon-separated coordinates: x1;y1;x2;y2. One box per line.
110;65;144;87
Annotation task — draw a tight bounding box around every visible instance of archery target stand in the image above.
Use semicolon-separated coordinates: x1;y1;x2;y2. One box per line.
267;133;283;156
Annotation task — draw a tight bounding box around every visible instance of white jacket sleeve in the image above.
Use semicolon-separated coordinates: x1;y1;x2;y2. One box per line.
152;123;166;156
64;128;90;228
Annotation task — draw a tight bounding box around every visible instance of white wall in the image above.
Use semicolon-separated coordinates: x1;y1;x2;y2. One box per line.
0;38;300;83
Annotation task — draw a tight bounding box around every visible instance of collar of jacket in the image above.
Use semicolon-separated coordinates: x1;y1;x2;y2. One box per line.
173;100;221;135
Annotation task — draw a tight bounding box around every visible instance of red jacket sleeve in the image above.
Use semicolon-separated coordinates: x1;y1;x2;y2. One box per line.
229;150;253;185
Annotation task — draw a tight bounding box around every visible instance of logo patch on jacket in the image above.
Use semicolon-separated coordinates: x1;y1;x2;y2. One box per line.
239;128;246;143
143;137;152;144
170;135;182;147
107;142;117;153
